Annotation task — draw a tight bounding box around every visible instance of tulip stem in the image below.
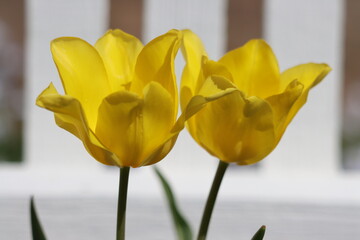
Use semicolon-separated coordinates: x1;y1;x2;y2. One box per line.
116;166;130;240
197;160;229;240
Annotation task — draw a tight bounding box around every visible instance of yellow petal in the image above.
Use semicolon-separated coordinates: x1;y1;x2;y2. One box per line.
180;29;208;109
188;85;276;165
266;80;304;141
95;82;175;167
186;58;235;96
51;37;111;130
95;29;143;91
197;71;236;96
95;90;142;167
140;82;176;165
131;30;181;109
142;134;179;167
219;39;280;98
36;83;116;165
201;59;234;84
280;63;331;126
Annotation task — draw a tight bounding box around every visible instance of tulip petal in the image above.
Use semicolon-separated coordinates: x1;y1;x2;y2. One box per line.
95;29;143;91
187;77;276;164
96;82;175;167
95;90;142;167
219;39;280;98
266;80;304;141
36;83;116;165
136;82;176;167
131;30;181;108
142;135;179;166
172;87;238;134
197;73;236;96
280;63;331;126
51;37;111;129
180;29;208;110
202;59;234;84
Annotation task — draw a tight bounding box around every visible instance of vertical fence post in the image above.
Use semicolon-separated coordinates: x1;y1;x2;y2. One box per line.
262;0;345;176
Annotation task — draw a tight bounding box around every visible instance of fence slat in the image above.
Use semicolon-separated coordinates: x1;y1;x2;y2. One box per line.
262;0;345;176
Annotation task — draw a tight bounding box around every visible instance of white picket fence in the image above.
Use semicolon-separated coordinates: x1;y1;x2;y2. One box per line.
1;0;359;208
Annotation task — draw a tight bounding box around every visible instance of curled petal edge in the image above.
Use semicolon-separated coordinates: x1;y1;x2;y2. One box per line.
266;79;304;141
36;83;117;166
282;63;331;129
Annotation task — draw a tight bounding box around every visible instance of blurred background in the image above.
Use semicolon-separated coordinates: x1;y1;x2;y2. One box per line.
0;0;359;239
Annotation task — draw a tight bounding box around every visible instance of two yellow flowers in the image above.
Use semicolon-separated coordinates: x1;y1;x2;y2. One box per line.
36;29;330;167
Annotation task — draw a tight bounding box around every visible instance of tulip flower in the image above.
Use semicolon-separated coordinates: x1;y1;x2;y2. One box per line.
37;29;190;168
180;30;331;240
181;30;331;166
36;29;202;240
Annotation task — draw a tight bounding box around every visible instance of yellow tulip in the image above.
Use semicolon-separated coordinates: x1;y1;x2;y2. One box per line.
36;29;200;168
180;30;331;165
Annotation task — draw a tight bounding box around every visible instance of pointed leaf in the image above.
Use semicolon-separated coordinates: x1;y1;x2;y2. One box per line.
154;167;193;240
30;197;47;240
251;225;266;240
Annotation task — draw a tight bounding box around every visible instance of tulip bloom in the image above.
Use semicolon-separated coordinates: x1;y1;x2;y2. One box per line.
181;30;331;165
37;29;191;168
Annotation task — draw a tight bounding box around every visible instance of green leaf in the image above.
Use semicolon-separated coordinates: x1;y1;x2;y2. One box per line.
251;225;266;240
30;197;47;240
154;167;193;240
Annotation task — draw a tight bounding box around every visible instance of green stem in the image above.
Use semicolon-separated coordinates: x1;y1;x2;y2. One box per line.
116;167;130;240
197;160;229;240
